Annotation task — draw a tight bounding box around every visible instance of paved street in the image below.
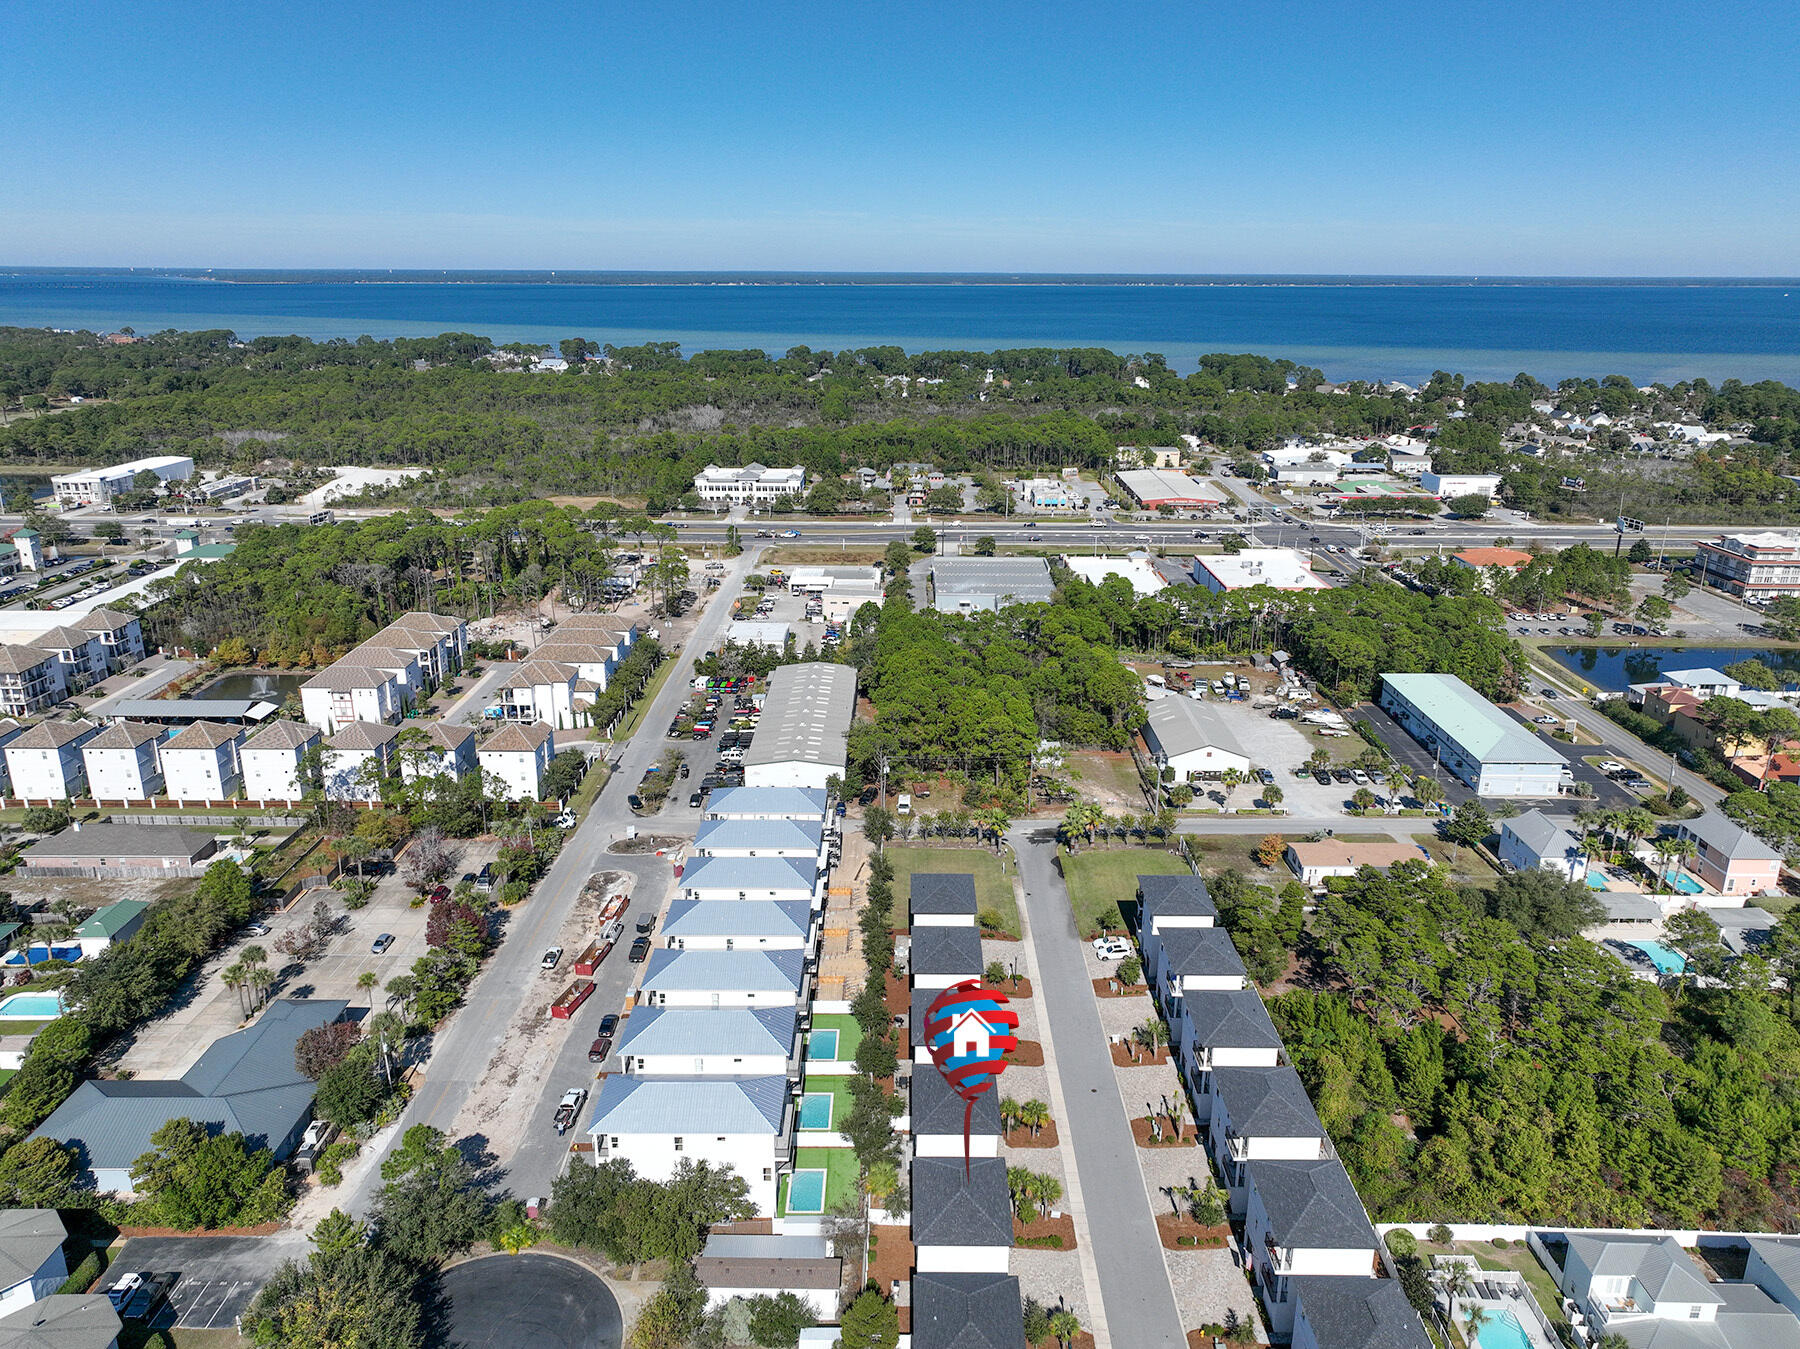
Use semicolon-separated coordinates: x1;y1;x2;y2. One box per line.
1010;825;1187;1349
342;544;764;1216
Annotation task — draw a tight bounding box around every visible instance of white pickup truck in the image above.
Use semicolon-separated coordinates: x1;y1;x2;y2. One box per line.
553;1087;588;1135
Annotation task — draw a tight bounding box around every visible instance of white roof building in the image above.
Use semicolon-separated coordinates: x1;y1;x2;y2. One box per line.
1193;549;1328;593
1063;553;1167;596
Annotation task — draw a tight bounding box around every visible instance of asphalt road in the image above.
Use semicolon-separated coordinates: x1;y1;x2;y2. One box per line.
435;1254;621;1349
343;544;763;1217
1010;825;1187;1349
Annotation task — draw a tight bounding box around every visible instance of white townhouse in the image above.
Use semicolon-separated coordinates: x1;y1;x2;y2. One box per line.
77;608;146;673
691;817;825;863
0;719;26;796
300;665;403;735
359;624;456;687
615;1005;799;1079
321;720;400;801
398;722;477;785
533;640;624;692
495;659;579;728
1554;1234;1792;1347
389;611;469;670
476;720;555;801
1243;1158;1382;1338
636;948;807;1009
0;1208;69;1319
585;1075;793;1216
81;721;165;803
695;1232;842;1324
659;899;816;952
1207;1066;1331;1216
1138;874;1218;987
240;720;321;802
1497;810;1589;883
906;923;983;991
911;1157;1014;1275
679;855;819;906
910;1060;1002;1159
704;786;829;824
328;643;425;705
1158;927;1250;1012
31;625;108;694
910;872;978;928
159;720;243;802
0;644;66;718
1179;990;1284;1117
5;720;100;800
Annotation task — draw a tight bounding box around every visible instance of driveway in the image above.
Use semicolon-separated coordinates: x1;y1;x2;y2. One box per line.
1010;826;1187;1349
111;1233;302;1331
435;1254;621;1349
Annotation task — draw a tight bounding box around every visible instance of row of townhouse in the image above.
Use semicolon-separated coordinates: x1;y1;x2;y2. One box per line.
587;789;838;1218
1137;875;1431;1349
900;872;1029;1349
298;611;470;735
0;713;556;806
491;618;637;728
0;610;146;716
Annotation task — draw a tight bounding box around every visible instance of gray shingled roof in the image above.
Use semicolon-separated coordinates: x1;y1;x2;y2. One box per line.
911;1157;1013;1248
1681;809;1784;863
911;873;979;916
1247;1158;1378;1251
1503;809;1582;860
1566;1234;1721;1306
1747;1235;1800;1298
83;721;164;750
25;823;212;861
1182;990;1283;1051
0;1294;121;1349
1291;1275;1432;1349
31;999;347;1171
615;1006;796;1059
912;1064;1002;1137
908;924;984;978
1160;927;1247;980
0;1209;65;1289
243;720;320;752
910;1272;1027;1349
1212;1065;1324;1139
1139;873;1217;921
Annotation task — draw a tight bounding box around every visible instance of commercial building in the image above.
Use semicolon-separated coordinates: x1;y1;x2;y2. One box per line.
743;662;855;791
692;463;806;507
1420;470;1502;499
1062;553;1167;596
1192;549;1328;593
1115;468;1222;509
1696;531;1800;600
51;454;194;507
1377;671;1571;796
636;948;807;1009
1143;697;1253;782
784;566;883;624
679;855;819;906
1451;547;1534;577
32;999;347;1193
929;558;1056;613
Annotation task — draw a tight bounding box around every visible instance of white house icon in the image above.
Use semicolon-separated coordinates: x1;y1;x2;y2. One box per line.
951;1009;994;1059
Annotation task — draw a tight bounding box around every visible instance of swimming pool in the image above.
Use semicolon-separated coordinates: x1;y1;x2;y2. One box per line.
0;945;84;967
1629;940;1688;975
1666;870;1704;895
1472;1308;1533;1349
785;1169;827;1214
1583;872;1609;890
797;1092;834;1130
0;990;68;1020
807;1029;839;1060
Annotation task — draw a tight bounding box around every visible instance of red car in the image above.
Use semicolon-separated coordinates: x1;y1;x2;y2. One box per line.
427;884;451;904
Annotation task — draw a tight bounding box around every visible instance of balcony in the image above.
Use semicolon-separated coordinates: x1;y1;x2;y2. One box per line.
1226;1132;1332;1164
1586;1297;1646;1332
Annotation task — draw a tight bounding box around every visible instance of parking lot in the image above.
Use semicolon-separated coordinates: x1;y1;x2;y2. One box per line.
109;1234;289;1331
117;837;498;1080
1181;697;1378;815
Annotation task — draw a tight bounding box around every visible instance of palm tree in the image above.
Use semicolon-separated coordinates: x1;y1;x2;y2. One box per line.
1020;1099;1050;1139
357;971;379;1000
369;1009;406;1086
1168;1093;1188;1141
250;967;275;1011
1048;1309;1082;1349
1462;1305;1491;1343
1411;774;1444;812
1008;1165;1038;1222
1000;1096;1022;1136
222;963;251;1018
1219;768;1244;811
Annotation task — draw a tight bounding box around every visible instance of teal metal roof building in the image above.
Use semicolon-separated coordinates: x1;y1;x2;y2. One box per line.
1377;672;1570;797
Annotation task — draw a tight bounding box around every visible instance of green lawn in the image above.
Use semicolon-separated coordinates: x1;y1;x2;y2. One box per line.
780;1147;860;1216
0;1069;14;1096
807;1013;863;1065
1059;846;1189;938
885;844;1019;937
1415;1240;1566;1338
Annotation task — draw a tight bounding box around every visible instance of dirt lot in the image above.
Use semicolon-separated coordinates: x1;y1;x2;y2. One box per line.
4;873;194;916
112;839;498;1081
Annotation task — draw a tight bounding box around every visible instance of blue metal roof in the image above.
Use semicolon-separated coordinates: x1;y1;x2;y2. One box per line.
586;1074;790;1135
662;898;811;939
616;1005;796;1058
640;947;805;992
681;855;817;894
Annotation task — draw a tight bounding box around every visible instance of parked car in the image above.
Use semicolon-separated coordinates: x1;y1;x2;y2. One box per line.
588;1034;613;1063
598;1013;620;1036
371;933;395;955
542;947;563;970
245;922;270;937
1092;937;1132;961
628;937;651;962
1598;760;1626;774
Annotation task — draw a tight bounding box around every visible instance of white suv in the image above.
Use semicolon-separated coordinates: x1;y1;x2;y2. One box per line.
1091;937;1132;961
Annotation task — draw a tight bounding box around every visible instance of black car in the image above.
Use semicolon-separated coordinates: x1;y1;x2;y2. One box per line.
628;937;651;962
597;1012;620;1036
1331;769;1353;783
636;912;656;934
1313;771;1332;785
689;791;703;807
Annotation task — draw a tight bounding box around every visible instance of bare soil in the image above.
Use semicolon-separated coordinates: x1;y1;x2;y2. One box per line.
1009;1040;1045;1067
1003;1122;1059;1149
1112;1043;1172;1067
866;1224;914;1297
1131;1118;1199;1148
1159;1214;1230;1251
1093;977;1151;999
608;834;684;854
1014;1214;1078;1249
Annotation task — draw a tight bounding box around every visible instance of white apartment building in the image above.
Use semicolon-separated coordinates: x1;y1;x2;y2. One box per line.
494;659;579;727
1696;531;1800;600
240;720;321;802
30;626;108;694
585;1075;792;1216
614;1006;798;1078
0;644;65;718
692;463;806;507
81;721;165;803
321;721;399;801
300;666;403;735
51;454;194;507
476;721;555;800
1420;470;1502;499
159;721;243;802
5;720;100;800
76;609;146;672
399;722;476;784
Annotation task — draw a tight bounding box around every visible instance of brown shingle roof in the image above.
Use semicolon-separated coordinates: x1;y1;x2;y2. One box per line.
243;720;321;752
164;720;243;751
327;720;401;751
0;644;55;675
505;660;576;686
30;626;94;650
302;666;394;691
84;721;164;750
8;720;98;749
481;722;553;753
76;609;137;634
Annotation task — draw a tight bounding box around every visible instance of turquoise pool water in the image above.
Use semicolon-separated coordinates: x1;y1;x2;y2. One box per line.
1630;941;1688;975
785;1169;827;1213
807;1029;839;1060
797;1093;834;1129
1473;1308;1533;1349
0;990;67;1020
0;945;83;966
1667;870;1704;894
1584;872;1608;890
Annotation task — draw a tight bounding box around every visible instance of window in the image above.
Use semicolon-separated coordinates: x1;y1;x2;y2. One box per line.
763;1168;773;1181
673;1137;683;1152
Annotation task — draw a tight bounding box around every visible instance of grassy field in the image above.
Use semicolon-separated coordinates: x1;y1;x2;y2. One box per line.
884;844;1019;937
602;656;684;742
1059;847;1190;937
568;759;610;819
765;545;889;566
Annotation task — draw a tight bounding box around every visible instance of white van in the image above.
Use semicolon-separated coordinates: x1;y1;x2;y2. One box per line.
896;794;912;815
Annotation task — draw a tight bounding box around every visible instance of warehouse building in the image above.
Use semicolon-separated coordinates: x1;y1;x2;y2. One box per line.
51;454;194;507
1192;548;1328;593
1142;697;1253;782
743;662;856;791
1377;672;1570;797
928;558;1055;613
1115;468;1222;510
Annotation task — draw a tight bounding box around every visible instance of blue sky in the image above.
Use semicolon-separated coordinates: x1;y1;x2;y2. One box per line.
6;0;1798;274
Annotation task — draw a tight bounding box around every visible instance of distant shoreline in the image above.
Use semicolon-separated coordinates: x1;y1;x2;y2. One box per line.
3;268;1798;289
